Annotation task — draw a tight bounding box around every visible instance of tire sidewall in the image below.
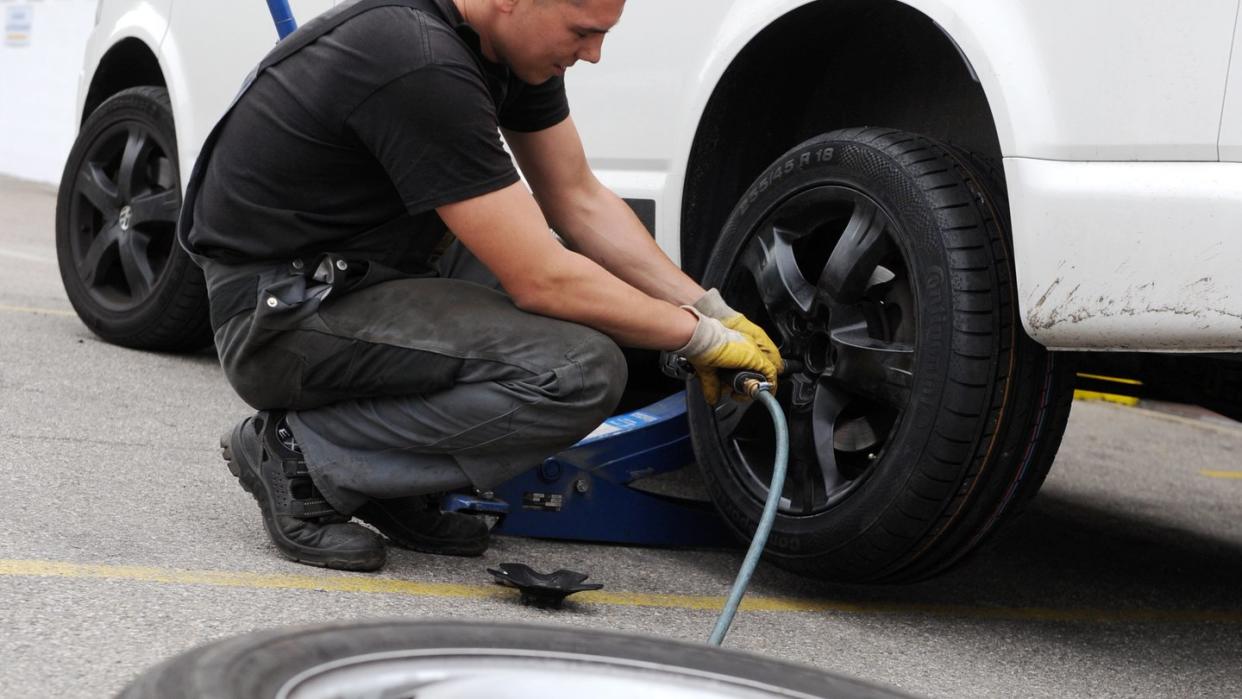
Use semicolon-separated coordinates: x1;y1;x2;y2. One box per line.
691;133;983;558
120;621;903;699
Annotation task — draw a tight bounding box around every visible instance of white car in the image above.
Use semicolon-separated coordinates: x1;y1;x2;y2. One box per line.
56;0;1242;583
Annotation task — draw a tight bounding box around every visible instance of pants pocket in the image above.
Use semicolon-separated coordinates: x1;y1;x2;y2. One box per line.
245;272;333;346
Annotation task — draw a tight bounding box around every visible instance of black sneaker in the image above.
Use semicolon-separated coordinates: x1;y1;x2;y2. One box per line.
355;496;489;557
222;411;386;572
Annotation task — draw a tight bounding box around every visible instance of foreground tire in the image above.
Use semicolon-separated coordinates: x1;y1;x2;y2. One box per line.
119;620;909;698
689;127;1073;583
56;86;210;352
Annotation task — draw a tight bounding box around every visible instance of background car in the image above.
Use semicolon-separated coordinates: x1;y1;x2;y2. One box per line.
55;0;1242;583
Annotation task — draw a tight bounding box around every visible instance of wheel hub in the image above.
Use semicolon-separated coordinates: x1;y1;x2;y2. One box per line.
118;205;133;231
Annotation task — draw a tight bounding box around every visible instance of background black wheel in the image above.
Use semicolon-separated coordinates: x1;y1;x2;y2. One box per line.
688;127;1073;583
56;86;210;352
119;620;911;698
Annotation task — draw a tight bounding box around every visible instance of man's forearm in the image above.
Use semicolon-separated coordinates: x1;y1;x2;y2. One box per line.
513;246;699;350
547;183;706;307
437;181;698;351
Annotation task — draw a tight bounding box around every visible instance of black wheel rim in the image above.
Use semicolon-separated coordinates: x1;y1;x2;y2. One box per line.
67;119;180;312
717;186;917;516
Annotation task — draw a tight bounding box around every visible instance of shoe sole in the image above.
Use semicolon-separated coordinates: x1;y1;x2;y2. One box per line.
221;423;386;572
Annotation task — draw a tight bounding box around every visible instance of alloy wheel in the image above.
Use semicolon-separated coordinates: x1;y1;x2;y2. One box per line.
66;120;181;313
716;186;917;516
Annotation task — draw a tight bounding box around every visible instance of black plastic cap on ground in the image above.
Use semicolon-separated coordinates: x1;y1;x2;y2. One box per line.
487;563;603;609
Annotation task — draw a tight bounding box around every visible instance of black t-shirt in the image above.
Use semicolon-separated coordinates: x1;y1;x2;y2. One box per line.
187;0;569;271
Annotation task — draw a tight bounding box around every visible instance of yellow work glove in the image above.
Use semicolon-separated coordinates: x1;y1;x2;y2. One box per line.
677;307;779;405
693;288;785;376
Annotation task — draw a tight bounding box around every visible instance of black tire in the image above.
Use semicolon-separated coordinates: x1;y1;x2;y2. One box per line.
688;127;1073;583
56;86;210;352
118;620;910;698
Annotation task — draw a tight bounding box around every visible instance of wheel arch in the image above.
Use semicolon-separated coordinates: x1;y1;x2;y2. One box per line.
82;37;168;124
677;0;1005;279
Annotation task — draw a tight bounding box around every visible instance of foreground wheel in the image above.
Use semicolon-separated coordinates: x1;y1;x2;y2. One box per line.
56;86;210;352
119;620;910;698
689;127;1073;583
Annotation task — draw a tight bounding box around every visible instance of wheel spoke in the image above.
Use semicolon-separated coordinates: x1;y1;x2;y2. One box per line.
117;128;153;201
741;224;815;335
128;189;180;227
152;155;177;190
78;224;123;288
831;321;915;409
818;200;890;304
810;381;849;499
118;230;157;299
76;163;120;218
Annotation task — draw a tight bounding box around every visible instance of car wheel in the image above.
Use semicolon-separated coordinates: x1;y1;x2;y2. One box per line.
55;86;210;352
118;620;911;698
688;127;1074;583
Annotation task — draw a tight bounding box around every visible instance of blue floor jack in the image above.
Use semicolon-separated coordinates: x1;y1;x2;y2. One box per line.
443;391;737;548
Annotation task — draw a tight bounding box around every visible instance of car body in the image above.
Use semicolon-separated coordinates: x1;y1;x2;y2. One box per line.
82;0;1242;351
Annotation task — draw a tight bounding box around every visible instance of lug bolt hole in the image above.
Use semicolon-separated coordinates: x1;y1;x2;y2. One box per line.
804;334;831;375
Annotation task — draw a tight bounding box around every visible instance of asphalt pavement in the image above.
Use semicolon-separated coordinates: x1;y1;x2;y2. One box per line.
2;175;1241;698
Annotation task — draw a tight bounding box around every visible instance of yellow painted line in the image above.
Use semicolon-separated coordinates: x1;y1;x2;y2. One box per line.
1073;390;1139;407
1076;373;1143;386
0;303;76;317
2;558;1242;624
0;559;508;600
1201;470;1242;480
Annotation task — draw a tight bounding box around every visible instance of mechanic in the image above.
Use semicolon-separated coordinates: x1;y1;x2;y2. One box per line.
178;0;781;572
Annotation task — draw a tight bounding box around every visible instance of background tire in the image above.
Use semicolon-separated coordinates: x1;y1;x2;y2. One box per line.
56;86;210;352
688;127;1073;583
118;620;910;698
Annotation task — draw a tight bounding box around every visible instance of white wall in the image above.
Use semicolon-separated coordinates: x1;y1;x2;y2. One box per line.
0;0;97;185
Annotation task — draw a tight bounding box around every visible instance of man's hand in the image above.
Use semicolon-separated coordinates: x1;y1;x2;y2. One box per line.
693;289;785;376
678;308;779;405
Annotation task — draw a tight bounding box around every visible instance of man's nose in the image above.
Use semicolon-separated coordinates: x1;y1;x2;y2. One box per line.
578;35;604;64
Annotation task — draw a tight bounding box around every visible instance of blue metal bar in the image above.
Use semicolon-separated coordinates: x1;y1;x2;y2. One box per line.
266;0;298;40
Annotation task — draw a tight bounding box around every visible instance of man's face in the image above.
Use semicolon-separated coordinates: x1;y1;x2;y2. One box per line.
493;0;625;84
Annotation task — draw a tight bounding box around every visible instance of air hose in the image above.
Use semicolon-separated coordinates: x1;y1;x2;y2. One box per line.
707;372;789;646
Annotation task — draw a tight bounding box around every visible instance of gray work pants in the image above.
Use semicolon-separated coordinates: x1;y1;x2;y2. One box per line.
207;242;627;513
